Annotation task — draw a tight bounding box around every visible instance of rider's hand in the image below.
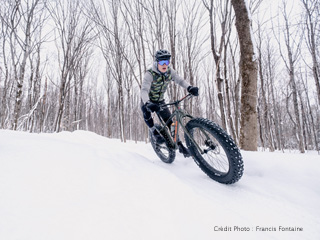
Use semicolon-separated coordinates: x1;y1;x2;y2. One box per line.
187;86;199;96
145;101;160;112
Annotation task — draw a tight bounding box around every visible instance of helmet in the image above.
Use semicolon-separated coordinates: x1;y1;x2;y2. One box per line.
155;49;171;61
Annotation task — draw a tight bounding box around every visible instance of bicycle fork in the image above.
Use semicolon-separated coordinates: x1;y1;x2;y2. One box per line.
178;118;215;155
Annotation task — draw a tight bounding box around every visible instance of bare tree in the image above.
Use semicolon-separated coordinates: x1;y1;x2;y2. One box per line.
0;7;11;128
302;0;320;105
70;49;93;131
90;0;127;142
276;0;305;153
231;0;259;151
164;0;179;69
300;69;319;152
120;0;147;88
47;0;94;132
265;35;283;150
163;0;180;100
0;0;46;130
203;0;232;130
202;58;216;122
228;38;241;142
144;0;167;51
256;19;275;151
179;0;205;115
1;0;318;152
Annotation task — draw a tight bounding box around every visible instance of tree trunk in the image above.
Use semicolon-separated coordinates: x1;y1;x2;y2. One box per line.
302;76;320;152
203;0;230;130
231;0;258;151
281;4;305;153
302;0;320;105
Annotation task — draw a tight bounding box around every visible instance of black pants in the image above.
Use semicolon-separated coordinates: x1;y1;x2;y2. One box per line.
141;100;173;128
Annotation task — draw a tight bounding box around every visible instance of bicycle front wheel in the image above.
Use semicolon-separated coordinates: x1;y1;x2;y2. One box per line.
185;118;243;184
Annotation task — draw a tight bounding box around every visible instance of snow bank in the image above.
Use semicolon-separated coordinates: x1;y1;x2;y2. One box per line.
0;130;319;240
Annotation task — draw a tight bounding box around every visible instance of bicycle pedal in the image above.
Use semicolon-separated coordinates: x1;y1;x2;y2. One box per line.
178;144;191;158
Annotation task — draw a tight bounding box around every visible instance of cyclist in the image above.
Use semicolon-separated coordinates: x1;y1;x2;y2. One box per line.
140;49;199;157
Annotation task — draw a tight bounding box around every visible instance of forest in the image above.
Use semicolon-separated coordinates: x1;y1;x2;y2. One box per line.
0;0;319;153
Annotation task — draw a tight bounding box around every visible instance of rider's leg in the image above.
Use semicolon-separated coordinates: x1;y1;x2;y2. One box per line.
141;101;165;144
157;102;173;128
141;101;154;128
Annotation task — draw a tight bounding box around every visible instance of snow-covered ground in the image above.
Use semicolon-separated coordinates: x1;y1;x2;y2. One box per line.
0;130;319;240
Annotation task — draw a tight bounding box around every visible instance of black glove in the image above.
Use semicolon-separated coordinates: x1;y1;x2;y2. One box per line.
145;101;160;112
187;86;199;96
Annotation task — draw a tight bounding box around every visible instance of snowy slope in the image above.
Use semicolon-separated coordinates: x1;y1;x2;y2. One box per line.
0;130;319;240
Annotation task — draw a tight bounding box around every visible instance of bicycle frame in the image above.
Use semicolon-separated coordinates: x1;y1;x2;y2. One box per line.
155;94;204;153
150;95;244;184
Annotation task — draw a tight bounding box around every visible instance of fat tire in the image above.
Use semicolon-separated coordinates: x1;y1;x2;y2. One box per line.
150;124;176;164
185;118;243;184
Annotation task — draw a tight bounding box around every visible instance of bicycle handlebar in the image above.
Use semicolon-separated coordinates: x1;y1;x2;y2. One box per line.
159;94;193;107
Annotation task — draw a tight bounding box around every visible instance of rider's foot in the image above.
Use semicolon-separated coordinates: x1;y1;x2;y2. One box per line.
178;141;190;158
151;128;165;144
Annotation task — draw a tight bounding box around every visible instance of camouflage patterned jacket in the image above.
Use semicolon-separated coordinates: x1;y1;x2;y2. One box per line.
140;62;190;104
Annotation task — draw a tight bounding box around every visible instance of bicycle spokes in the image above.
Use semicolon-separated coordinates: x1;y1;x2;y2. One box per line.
192;127;229;174
151;94;243;183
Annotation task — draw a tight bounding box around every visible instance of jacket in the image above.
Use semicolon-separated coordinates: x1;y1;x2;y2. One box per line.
140;62;190;104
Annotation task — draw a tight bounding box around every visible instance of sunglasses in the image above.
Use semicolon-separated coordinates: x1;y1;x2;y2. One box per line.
158;60;170;66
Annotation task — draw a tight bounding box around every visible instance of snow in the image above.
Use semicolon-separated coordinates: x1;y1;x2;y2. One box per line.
0;130;319;240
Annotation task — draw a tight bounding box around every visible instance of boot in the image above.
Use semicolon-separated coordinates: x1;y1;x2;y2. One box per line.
178;141;190;158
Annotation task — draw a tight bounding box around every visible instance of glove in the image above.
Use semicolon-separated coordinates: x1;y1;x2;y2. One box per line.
187;86;199;96
145;101;160;112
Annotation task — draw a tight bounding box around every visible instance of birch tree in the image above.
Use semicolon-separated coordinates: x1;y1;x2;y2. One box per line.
0;0;45;130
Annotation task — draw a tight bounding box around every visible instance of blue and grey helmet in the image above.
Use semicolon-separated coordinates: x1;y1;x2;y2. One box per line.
155;49;171;61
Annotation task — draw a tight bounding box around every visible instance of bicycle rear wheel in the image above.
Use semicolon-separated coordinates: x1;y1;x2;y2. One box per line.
150;124;176;164
185;118;243;184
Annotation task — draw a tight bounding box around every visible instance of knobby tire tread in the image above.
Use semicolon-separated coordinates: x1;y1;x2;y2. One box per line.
185;118;244;184
150;124;176;164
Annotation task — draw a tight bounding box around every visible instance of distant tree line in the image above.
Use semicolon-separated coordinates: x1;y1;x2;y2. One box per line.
0;0;319;153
